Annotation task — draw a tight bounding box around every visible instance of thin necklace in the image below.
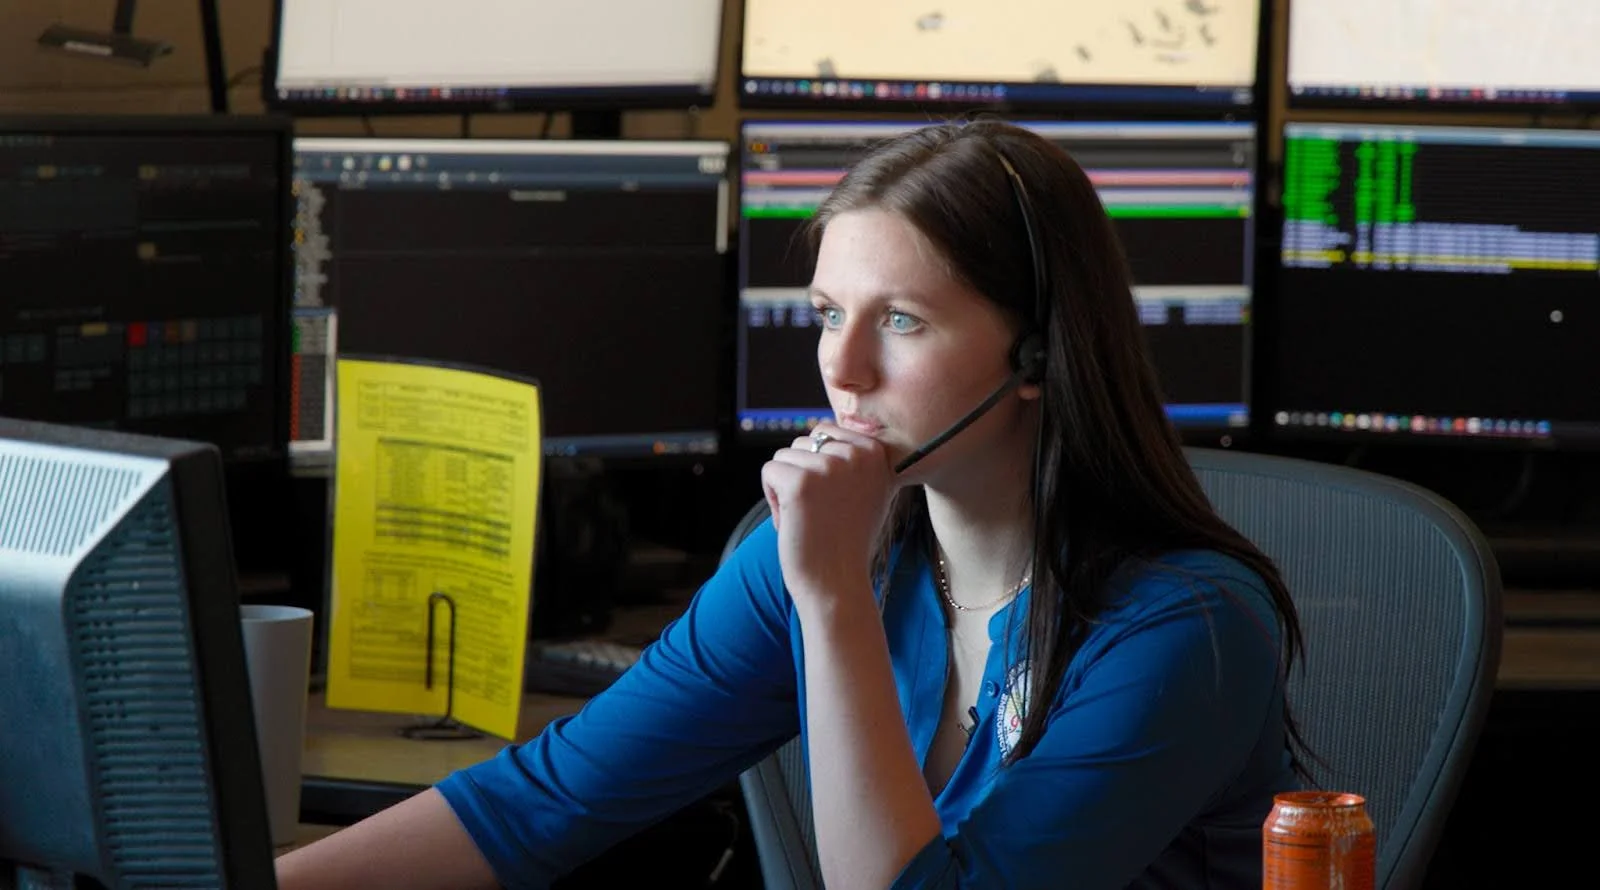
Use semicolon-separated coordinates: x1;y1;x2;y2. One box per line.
933;547;1030;613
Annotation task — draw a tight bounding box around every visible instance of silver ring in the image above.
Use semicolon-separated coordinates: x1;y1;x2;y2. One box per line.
809;432;834;453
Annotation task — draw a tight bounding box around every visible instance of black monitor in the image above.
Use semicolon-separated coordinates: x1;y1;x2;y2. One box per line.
0;417;275;889
0;114;294;466
1287;0;1600;107
268;0;723;116
737;119;1257;442
739;1;1260;111
1266;122;1600;447
291;136;730;460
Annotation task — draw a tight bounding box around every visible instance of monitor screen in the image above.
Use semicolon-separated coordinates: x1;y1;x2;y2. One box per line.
0;115;293;465
1269;122;1600;446
740;0;1259;111
1287;0;1600;106
737;120;1256;440
292;137;729;459
270;0;723;113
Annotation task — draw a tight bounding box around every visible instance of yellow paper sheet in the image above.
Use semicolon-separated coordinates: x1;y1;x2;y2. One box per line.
325;358;541;739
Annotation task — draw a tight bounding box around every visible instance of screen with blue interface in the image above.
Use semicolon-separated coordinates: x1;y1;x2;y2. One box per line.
1270;123;1600;445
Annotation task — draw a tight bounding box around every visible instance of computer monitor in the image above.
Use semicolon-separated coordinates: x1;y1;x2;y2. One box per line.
291;137;730;460
0;417;275;889
739;0;1261;111
1287;0;1600;107
268;0;723;115
0;114;294;466
1267;122;1600;447
737;119;1257;442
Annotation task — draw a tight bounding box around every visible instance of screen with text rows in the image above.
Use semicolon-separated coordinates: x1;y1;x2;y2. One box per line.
738;119;1257;440
292;137;729;459
1270;122;1600;446
0;118;291;463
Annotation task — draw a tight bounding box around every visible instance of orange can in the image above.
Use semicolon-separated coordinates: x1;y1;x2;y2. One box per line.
1262;791;1376;890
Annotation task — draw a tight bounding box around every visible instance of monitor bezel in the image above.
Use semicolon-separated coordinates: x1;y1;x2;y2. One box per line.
0;113;296;469
263;0;723;117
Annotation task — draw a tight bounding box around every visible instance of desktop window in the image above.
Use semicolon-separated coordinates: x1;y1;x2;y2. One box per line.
272;0;722;110
737;120;1256;437
741;0;1259;110
0;117;291;463
1270;122;1600;445
1288;0;1600;106
292;137;729;458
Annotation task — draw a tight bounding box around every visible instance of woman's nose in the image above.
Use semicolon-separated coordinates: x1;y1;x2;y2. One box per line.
820;320;878;392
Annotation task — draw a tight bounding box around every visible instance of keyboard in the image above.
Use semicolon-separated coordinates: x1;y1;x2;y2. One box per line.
523;639;643;698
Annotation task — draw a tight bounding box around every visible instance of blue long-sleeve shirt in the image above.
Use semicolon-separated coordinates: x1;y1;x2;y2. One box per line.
438;519;1295;889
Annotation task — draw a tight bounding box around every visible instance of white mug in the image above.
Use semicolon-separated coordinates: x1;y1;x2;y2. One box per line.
239;604;314;848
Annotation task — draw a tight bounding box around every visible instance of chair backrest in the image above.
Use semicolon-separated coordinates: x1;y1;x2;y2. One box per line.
724;449;1503;890
1187;448;1501;889
721;500;826;890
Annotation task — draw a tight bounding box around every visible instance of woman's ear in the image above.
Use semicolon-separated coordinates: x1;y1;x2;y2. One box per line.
1018;381;1043;401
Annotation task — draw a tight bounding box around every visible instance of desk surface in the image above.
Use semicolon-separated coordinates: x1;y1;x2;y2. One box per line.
1498;627;1600;690
278;823;342;856
301;622;1600;788
303;691;585;790
295;614;1600;827
1500;590;1600;690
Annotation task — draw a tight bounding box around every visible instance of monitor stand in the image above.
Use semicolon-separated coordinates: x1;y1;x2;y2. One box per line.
530;457;630;639
569;110;622;140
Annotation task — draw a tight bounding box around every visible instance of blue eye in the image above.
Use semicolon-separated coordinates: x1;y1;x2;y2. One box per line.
815;306;843;329
886;310;923;333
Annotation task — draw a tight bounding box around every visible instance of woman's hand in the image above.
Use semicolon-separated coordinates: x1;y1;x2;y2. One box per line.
760;423;898;606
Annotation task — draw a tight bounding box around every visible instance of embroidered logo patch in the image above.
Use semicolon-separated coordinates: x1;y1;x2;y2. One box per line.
995;659;1031;758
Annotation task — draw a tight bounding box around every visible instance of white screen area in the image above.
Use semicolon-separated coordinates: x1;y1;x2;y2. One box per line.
742;0;1259;87
1289;0;1600;94
276;0;721;91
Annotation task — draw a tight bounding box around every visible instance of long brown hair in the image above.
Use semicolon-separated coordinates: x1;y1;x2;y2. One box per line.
805;119;1308;766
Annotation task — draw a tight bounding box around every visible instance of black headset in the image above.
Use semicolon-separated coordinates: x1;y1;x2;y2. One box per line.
994;149;1049;385
891;143;1052;474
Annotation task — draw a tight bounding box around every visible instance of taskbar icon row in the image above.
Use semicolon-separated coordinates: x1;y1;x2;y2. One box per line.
1275;410;1551;439
739;410;829;434
742;78;1007;103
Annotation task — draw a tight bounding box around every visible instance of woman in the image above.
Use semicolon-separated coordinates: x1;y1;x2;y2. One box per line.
277;120;1304;890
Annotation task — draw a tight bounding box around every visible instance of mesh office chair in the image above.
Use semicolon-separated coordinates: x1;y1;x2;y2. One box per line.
722;448;1503;890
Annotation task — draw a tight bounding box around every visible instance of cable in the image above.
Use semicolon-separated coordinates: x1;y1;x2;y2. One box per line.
226;64;262;88
1478;450;1538;522
1342;443;1368;469
704;799;742;886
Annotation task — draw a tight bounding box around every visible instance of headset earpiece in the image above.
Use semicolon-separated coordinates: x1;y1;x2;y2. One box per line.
1011;331;1046;384
995;149;1050;387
